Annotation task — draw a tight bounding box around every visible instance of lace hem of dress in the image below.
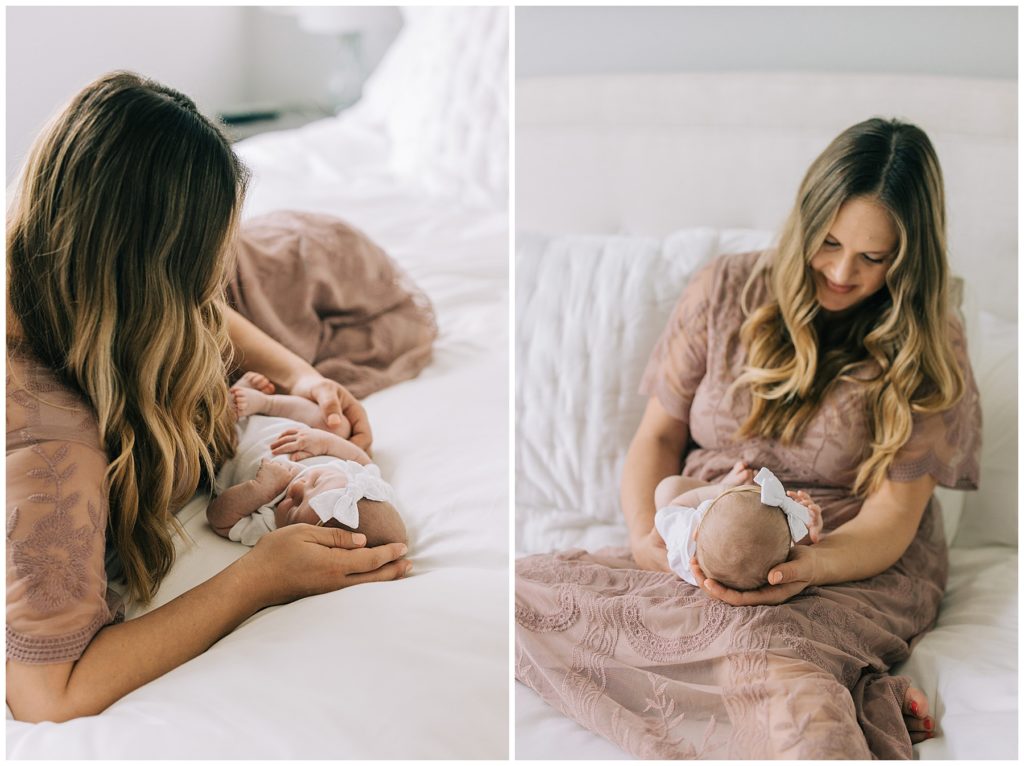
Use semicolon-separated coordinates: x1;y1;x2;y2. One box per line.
6;608;112;665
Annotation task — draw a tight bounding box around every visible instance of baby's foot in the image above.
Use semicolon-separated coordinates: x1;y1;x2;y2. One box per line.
253;458;302;495
720;461;754;488
903;686;936;744
231;386;271;419
234;371;276;394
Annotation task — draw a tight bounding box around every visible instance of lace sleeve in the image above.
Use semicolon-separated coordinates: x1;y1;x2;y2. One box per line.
6;438;117;664
638;257;718;426
887;316;982;489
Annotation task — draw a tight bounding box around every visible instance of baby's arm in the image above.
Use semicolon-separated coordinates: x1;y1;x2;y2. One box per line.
270;427;371;465
207;459;300;537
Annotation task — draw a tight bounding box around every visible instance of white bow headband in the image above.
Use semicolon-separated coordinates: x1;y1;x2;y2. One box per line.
305;461;395;529
753;467;811;541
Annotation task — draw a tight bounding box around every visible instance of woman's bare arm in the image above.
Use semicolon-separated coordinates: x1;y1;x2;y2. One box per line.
621;397;689;571
803;473;936;585
6;526;410;723
224;307;315;392
7;554;264;723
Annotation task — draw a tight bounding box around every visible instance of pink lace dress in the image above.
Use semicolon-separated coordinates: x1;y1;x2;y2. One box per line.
7;340;122;665
515;252;981;759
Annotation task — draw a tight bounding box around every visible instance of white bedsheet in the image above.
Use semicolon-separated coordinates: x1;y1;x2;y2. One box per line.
516;545;1018;760
7;117;510;759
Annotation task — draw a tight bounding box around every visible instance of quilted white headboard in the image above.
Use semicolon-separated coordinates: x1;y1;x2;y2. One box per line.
516;72;1017;322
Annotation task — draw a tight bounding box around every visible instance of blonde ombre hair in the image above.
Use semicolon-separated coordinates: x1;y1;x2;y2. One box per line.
734;118;964;497
7;72;249;603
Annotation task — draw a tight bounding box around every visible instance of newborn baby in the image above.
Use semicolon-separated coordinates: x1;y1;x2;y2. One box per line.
206;372;407;547
654;465;822;591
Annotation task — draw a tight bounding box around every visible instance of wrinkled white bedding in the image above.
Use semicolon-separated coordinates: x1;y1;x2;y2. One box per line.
7;118;509;759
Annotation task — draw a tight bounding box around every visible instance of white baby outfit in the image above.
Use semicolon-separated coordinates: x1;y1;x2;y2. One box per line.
654;498;714;587
654;467;812;586
214;414;395;546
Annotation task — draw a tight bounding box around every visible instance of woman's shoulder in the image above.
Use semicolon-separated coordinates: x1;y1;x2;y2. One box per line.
7;339;104;455
687;251;773;313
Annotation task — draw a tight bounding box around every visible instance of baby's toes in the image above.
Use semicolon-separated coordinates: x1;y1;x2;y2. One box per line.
253;373;275;394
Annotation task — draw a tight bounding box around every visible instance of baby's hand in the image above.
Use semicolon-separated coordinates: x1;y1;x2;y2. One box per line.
788;489;824;544
254;458;302;494
270;426;333;461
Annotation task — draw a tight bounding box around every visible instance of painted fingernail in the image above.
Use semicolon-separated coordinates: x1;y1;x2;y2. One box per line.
910;701;919;715
924;717;933;731
352;533;367;545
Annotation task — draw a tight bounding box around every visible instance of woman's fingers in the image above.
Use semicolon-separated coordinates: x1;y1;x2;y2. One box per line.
341;398;372;452
767;557;808;585
343;558;414;586
307;525;367;550
342;542;409;575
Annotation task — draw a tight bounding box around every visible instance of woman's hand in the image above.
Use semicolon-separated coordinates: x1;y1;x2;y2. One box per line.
244;524;410;607
690;545;819;606
630;526;673;573
290;374;372;453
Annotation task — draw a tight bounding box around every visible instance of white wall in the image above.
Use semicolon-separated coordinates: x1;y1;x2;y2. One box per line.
516;6;1017;80
6;6;401;182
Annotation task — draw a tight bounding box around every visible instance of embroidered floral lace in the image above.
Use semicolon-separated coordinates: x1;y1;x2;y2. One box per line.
7;340;122;664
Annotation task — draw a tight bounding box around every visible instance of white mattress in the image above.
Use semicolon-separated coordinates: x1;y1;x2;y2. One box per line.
7;117;510;759
516;544;1018;760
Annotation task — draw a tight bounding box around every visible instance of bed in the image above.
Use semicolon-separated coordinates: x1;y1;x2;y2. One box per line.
7;7;509;759
515;71;1017;759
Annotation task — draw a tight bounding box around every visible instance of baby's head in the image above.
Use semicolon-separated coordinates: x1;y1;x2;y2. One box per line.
695;485;791;591
277;466;407;546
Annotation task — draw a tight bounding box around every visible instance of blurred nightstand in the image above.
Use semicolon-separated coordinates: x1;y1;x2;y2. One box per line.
217;105;335;142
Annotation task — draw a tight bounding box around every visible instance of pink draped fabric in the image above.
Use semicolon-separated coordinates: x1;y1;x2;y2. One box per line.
226;210;437;399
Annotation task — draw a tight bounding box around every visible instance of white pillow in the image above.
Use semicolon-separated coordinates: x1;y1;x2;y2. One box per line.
515;228;975;554
515;228;773;555
350;6;508;208
953;311;1018;548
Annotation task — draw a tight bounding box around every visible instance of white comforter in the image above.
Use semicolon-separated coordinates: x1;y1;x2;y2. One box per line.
7;118;509;759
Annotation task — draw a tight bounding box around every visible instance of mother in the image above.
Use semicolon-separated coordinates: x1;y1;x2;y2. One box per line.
515;118;981;758
6;72;411;722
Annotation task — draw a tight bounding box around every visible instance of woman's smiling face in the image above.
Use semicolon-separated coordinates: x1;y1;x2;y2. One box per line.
810;196;899;315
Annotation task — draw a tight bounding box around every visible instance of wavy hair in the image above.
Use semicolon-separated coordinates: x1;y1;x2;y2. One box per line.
7;71;249;603
734;118;964;496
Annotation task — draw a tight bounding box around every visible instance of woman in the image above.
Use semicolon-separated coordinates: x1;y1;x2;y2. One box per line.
6;72;411;723
515;118;980;758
